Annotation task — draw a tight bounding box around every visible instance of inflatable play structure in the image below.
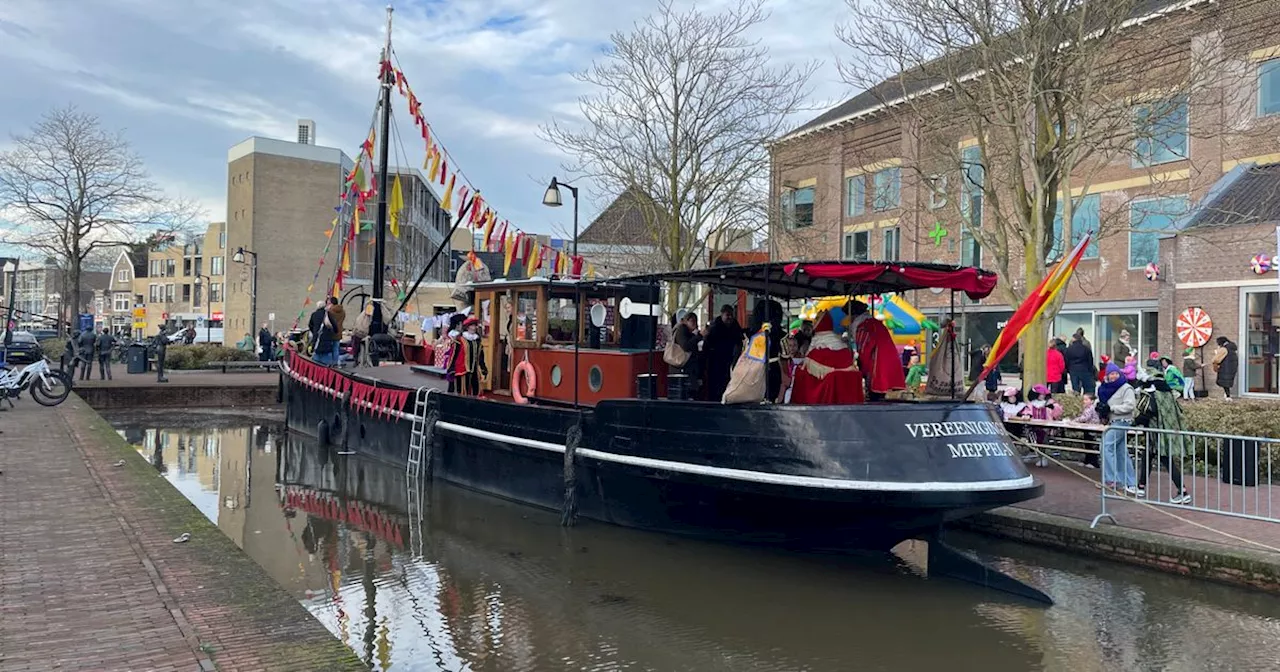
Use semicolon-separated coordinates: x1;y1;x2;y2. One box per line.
798;294;937;347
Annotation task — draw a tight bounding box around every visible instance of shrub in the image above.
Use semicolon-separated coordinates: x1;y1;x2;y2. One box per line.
39;338;67;360
164;344;255;370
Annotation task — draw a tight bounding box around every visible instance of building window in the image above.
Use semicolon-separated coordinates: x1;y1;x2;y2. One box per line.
1050;194;1102;260
183;258;192;276
149;259;161;277
113;293;130;311
961;146;984;224
165;284;175;303
194;258;203;277
1129;196;1189;268
165;259;176;277
882;227;900;261
927;174;948;210
782;186;815;228
210;283;222;303
211;256;224;276
846;176;865;217
116;269;128;283
960;227;982;268
218;231;226;249
872;167;900;212
182;284;191;302
1261;59;1280;117
843;230;871;261
1133;96;1188;166
148;284;159;303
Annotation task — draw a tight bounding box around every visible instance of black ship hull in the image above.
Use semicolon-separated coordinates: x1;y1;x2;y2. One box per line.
282;355;1043;552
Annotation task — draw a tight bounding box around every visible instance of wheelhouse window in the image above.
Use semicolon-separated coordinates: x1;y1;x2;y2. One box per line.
1133;96;1188;166
1129;196;1189;268
846;175;865;217
872;167;900;212
546;294;579;344
515;291;539;343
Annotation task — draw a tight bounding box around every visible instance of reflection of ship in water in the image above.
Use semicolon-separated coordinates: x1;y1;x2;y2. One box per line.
275;433;1047;672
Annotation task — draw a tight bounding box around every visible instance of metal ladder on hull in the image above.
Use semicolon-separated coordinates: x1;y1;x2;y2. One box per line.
406;386;435;557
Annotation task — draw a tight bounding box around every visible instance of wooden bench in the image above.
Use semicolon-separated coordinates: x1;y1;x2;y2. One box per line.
205;360;280;374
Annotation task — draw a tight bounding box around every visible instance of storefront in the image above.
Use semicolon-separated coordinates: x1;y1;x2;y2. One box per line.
1241;288;1280;395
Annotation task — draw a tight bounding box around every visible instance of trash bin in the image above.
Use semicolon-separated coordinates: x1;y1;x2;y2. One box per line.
126;343;149;374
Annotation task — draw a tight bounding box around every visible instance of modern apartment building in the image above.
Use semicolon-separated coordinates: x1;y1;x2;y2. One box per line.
768;0;1280;395
129;222;228;341
224;129;452;339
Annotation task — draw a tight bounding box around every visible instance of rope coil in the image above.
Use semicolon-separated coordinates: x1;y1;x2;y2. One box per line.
561;420;585;527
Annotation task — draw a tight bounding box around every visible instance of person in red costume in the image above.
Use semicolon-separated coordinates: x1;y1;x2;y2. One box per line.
789;311;865;405
848;300;906;400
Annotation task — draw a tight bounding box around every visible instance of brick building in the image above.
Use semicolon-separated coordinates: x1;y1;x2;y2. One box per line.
129;222;228;341
768;0;1280;395
224;131;453;339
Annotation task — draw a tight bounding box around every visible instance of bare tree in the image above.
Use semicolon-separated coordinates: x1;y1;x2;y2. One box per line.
0;106;197;325
542;0;817;310
837;0;1247;385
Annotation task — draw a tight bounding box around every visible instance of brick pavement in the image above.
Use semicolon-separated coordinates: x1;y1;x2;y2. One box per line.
0;397;364;672
1013;462;1280;553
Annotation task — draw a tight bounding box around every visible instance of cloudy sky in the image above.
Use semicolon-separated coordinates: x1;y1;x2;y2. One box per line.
0;0;849;253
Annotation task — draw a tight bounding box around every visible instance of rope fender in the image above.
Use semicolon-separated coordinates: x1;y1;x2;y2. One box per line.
560;420;584;527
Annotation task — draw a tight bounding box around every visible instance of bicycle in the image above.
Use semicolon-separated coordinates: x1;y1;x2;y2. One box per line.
0;356;74;407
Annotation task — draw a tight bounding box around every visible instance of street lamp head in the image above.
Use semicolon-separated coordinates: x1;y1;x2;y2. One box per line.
542;178;563;208
232;247;246;263
194;276;202;285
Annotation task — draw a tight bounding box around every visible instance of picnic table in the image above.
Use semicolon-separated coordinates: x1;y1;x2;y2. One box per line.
1003;417;1107;458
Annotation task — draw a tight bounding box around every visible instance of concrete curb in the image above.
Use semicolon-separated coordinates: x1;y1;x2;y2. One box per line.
956;506;1280;593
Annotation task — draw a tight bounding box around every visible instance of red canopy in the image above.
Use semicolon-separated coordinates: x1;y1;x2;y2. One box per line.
782;262;998;300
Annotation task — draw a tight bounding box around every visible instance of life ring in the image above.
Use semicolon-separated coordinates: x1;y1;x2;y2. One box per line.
513;361;537;404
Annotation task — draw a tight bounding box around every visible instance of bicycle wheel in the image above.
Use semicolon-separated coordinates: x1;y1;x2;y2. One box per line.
32;370;73;406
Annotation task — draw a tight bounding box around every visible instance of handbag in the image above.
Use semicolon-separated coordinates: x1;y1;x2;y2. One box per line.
663;338;690;368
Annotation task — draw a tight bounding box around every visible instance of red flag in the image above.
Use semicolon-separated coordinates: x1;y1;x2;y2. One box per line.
977;231;1092;383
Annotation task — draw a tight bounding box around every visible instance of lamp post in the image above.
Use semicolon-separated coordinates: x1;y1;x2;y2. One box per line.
542;177;581;409
196;274;212;343
232;247;258;338
542;177;579;258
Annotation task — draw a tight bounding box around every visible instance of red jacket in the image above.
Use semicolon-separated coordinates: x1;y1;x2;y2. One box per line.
1046;347;1066;384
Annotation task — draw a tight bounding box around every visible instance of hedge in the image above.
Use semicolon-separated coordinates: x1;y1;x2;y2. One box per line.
164;344;256;370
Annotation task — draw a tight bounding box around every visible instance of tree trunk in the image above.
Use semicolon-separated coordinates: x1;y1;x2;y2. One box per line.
69;257;82;334
1020;243;1049;391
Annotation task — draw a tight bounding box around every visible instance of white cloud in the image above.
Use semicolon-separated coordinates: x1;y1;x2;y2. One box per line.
0;0;849;238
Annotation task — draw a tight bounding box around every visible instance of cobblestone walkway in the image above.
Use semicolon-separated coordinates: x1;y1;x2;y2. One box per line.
0;398;364;672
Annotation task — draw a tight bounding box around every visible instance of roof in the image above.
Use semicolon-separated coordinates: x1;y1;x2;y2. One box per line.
578;188;681;247
776;0;1208;144
1181;162;1280;229
616;260;998;301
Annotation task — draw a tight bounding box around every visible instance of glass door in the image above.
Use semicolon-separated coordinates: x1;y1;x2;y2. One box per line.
1244;290;1280;395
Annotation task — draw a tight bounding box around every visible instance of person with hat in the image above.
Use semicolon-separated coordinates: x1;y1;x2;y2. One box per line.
846;299;906;400
447;316;488;396
789;311;863;405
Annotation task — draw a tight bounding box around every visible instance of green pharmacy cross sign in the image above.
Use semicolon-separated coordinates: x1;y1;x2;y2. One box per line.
928;222;948;246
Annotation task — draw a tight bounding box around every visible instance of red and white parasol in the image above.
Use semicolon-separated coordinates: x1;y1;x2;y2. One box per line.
1175;307;1213;348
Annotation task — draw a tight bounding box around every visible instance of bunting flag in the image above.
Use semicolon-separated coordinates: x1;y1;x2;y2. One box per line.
389;175;404;238
457;193;475;225
481;210;496;250
525;241;540;276
426;146;441;182
470;196;486;227
571;255;584;279
438;158;448;186
978;231;1092;383
493;221;508;255
586;263;596;280
341;244;351;272
456;185;470;218
503;232;516;275
440;174;455;212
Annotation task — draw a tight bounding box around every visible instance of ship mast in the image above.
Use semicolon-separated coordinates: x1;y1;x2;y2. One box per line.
370;4;394;341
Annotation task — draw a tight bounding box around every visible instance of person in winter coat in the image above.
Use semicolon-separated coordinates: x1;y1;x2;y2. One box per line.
1181;347;1201;400
1045;341;1066;394
76;328;98;381
1064;332;1097;394
1213;336;1239;399
324;297;346;365
1097;363;1138;493
703;305;744;403
1160;356;1185;394
96;328;116;380
257;324;274;363
1133;374;1191;503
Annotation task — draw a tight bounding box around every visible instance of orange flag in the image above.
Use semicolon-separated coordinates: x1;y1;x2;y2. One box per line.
481;210;496;250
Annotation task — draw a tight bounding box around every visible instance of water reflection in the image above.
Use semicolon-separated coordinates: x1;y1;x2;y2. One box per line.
111;414;1280;672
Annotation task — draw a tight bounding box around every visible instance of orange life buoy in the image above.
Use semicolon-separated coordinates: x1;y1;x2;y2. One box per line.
513;361;536;404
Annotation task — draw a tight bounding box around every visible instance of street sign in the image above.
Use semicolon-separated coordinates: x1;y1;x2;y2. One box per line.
268;312;276;321
78;314;93;331
132;307;146;319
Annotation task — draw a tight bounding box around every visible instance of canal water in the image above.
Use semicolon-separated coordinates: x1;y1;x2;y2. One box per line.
107;411;1280;672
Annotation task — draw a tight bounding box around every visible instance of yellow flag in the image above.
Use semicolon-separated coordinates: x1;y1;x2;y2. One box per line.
440;174;455;212
586;263;596;279
481;210;496;251
503;233;515;275
341;244;351;272
389;175;404;238
526;243;540;277
426;146;441;182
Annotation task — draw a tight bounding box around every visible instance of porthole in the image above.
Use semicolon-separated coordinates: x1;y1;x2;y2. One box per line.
550;365;563;387
588;365;603;392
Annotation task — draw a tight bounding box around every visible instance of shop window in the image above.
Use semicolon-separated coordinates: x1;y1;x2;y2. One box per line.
1133;96;1188;166
1129;196;1188;268
843;230;871;261
1245;290;1280;394
872;167;900;212
846;176;865;217
1260;59;1280;117
1053;312;1093;350
1050;194;1101;260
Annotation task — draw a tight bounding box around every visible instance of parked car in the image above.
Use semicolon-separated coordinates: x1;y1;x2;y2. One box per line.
1;331;44;365
29;328;59;341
